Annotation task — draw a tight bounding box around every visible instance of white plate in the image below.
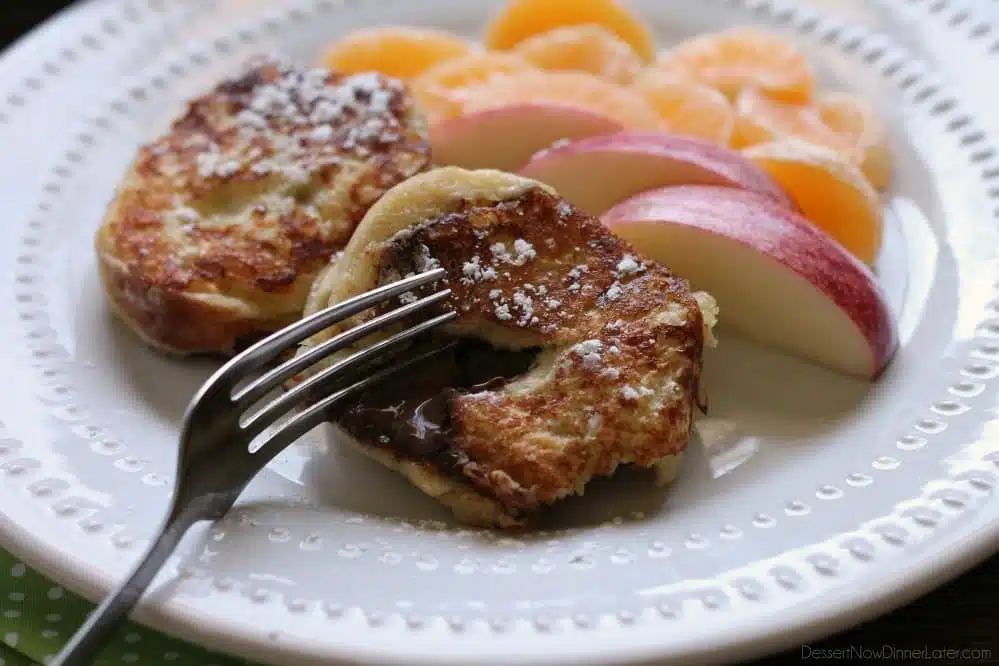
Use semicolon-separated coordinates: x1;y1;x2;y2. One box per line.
2;1;999;664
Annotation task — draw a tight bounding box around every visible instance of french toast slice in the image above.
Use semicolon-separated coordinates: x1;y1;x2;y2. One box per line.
302;168;717;528
96;55;431;354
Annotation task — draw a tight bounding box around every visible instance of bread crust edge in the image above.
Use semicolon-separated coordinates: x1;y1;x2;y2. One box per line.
334;425;686;529
95;236;299;356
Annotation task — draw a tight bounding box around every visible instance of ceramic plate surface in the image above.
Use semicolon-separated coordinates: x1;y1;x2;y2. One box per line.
2;1;999;664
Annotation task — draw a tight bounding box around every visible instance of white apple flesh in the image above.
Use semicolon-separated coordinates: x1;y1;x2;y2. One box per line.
601;185;898;379
518;132;795;216
429;104;623;171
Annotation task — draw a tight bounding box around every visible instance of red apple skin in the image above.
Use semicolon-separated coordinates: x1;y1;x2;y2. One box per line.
519;132;797;214
430;104;623;171
602;185;898;379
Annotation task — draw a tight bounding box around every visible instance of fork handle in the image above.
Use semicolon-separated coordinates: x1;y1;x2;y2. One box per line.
52;507;200;666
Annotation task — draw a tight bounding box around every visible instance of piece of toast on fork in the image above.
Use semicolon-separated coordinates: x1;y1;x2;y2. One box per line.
301;167;718;528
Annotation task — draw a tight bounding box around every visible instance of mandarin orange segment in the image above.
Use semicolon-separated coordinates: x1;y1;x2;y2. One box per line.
511;25;644;84
459;70;663;131
412;52;536;122
656;27;814;103
484;0;656;62
321;26;473;80
818;92;894;190
731;87;852;152
631;70;735;144
733;88;893;190
744;140;883;265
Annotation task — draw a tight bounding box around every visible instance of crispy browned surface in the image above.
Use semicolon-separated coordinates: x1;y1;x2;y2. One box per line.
96;56;431;354
351;184;708;526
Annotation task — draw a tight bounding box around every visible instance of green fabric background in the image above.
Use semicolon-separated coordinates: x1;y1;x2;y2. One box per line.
0;549;256;665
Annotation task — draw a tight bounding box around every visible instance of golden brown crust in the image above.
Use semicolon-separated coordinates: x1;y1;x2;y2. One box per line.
336;433;532;529
377;189;704;517
302;168;715;527
96;56;431;354
97;251;298;353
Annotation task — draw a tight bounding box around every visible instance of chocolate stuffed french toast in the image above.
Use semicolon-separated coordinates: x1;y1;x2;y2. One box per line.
299;167;717;527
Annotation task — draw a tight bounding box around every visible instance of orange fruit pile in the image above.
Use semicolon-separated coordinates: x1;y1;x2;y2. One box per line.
321;0;661;129
732;87;846;149
412;52;535;121
511;24;644;84
654;27;814;103
460;69;662;130
483;0;657;62
816;92;893;191
320;26;472;80
317;0;893;264
631;70;735;145
732;88;891;190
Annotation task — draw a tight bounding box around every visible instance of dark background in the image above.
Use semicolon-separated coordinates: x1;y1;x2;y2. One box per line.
2;1;998;664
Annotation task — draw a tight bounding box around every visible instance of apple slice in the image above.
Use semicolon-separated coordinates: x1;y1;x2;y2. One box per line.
518;131;794;216
743;139;884;266
429;103;623;171
602;184;897;379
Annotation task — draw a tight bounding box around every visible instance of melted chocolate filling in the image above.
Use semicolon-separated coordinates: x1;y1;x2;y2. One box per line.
332;339;537;474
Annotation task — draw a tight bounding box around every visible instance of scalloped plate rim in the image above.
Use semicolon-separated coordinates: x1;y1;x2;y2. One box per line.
0;1;999;665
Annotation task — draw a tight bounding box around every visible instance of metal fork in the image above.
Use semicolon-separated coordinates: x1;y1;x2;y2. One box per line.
52;268;455;666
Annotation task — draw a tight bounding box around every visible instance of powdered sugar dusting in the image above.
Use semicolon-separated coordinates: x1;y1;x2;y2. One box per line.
596;255;648;303
511;289;535;326
487;284;541;327
616;254;646;278
490;239;537;267
571;339;604;371
196;150;240;179
192;57;409;181
308;125;334;142
565;263;590;295
461;256;497;284
556;200;574;219
513;239;537;262
414;244;440;272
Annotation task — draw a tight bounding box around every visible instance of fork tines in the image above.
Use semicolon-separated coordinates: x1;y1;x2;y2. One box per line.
235;267;450;378
189;268;456;457
234;269;452;407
